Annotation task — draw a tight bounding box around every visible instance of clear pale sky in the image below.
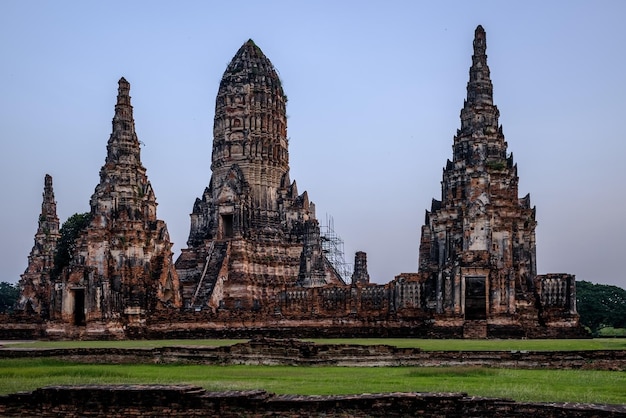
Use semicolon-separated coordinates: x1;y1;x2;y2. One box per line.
1;1;625;289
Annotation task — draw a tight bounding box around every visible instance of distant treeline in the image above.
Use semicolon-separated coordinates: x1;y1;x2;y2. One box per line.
576;280;626;336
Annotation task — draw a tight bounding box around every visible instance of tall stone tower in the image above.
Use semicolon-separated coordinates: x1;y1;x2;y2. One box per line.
18;174;61;317
176;40;343;311
418;26;539;323
49;78;180;327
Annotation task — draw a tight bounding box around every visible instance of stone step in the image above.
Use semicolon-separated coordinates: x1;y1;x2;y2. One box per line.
191;242;228;309
463;320;487;339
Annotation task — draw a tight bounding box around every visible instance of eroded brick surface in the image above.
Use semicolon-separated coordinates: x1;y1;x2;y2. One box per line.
1;384;624;417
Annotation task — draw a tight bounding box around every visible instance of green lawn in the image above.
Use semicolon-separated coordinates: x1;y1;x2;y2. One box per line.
2;339;624;404
0;359;624;403
5;338;626;351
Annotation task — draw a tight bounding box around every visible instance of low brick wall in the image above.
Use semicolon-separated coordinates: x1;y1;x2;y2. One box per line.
0;313;589;340
1;338;625;370
0;385;624;417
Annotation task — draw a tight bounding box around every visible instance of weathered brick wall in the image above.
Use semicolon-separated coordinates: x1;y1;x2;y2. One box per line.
1;385;624;417
1;339;625;370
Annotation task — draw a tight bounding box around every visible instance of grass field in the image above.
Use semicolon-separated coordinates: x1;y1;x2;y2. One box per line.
5;338;626;351
2;339;625;403
0;358;625;403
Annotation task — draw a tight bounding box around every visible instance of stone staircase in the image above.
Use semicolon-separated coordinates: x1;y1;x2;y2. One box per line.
190;241;229;310
463;320;487;339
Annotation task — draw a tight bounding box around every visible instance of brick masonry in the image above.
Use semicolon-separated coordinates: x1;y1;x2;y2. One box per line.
1;385;625;417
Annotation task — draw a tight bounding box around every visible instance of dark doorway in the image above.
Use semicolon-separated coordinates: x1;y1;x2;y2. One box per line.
465;277;486;320
73;289;86;326
221;214;234;238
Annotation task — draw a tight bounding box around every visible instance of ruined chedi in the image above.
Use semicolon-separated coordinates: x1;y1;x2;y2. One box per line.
175;40;344;311
416;26;577;335
17;174;61;317
41;78;181;328
11;28;580;339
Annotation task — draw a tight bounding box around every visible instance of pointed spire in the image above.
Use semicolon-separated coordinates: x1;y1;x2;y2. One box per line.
454;26;507;165
117;77;131;105
42;174;56;218
92;78;154;223
466;25;493;106
111;77;135;136
106;77;140;165
37;174;60;240
18;174;60;315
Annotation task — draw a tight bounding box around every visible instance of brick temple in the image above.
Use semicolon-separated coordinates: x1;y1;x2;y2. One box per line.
415;26;577;337
17;78;181;338
175;40;344;312
13;27;582;339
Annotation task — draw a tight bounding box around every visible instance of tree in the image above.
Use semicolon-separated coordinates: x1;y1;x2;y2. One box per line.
0;282;19;313
576;280;626;335
53;212;92;277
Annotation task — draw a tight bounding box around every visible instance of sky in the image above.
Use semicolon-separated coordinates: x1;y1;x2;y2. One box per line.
1;1;625;290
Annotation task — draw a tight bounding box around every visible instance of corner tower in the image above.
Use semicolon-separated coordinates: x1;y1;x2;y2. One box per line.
176;40;343;311
418;26;540;331
18;174;61;317
49;78;180;329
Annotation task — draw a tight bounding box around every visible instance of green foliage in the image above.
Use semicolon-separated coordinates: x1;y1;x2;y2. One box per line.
53;212;91;277
486;160;506;170
596;327;626;337
577;280;626;335
0;282;19;313
0;360;624;403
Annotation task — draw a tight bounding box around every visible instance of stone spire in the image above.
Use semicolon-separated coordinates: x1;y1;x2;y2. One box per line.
90;77;157;225
418;25;537;319
455;25;507;170
351;251;370;286
45;78;180;328
466;25;493;106
39;174;60;239
105;77;141;165
18;174;61;316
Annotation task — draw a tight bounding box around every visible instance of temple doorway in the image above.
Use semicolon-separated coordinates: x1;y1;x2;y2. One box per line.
221;214;234;238
73;289;86;326
464;276;486;320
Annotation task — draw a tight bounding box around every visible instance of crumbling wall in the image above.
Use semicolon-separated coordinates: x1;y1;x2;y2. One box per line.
1;385;624;417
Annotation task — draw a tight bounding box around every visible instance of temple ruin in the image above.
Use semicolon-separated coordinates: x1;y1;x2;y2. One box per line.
175;40;344;312
18;78;180;337
414;25;578;337
17;174;60;317
11;27;582;339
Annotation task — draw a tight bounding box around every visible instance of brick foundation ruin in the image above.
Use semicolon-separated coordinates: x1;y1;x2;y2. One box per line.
2;339;624;416
1;385;625;417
